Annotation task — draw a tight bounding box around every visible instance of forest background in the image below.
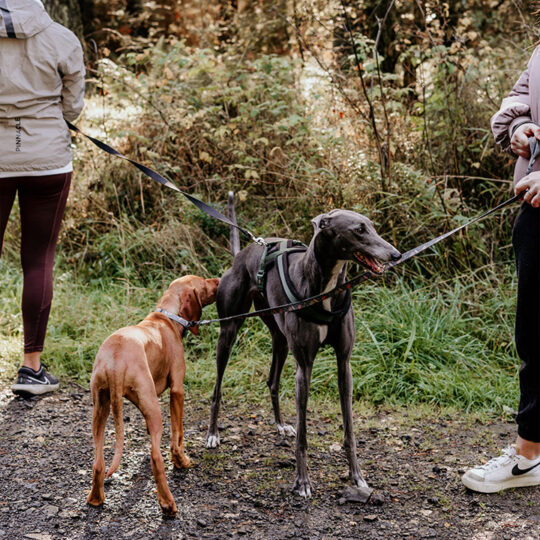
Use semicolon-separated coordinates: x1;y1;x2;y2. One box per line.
0;0;537;415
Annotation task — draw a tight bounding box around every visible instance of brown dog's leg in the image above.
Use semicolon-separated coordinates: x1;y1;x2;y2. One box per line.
138;388;177;516
170;384;191;469
87;388;111;506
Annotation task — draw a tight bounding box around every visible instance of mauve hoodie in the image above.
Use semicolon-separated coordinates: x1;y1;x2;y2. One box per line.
491;46;540;185
0;0;84;173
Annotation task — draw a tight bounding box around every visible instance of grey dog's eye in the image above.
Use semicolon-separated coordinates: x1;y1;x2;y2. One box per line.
357;224;366;234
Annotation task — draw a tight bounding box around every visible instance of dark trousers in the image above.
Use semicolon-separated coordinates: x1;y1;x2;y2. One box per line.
513;202;540;442
0;173;71;353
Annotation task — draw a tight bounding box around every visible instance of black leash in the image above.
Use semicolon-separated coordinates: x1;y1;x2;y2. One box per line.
67;120;526;328
192;192;520;327
66;121;266;246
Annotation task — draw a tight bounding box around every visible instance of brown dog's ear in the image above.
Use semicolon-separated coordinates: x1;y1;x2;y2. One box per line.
179;288;202;335
204;278;220;304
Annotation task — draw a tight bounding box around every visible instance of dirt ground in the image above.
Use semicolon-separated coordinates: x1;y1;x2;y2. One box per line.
1;380;540;540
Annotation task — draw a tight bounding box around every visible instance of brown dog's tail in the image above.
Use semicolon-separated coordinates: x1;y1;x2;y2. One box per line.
106;371;125;478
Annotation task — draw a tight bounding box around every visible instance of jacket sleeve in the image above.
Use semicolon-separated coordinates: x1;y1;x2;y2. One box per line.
58;33;85;122
490;47;539;153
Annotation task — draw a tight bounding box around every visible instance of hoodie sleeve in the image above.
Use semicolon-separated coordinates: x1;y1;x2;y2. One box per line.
57;30;85;122
490;47;539;153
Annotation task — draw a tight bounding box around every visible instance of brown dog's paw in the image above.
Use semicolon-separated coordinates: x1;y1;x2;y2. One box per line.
172;453;191;469
160;499;178;518
86;493;105;507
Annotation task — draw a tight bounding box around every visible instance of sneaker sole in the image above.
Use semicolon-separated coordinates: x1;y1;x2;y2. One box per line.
462;472;540;493
12;383;59;397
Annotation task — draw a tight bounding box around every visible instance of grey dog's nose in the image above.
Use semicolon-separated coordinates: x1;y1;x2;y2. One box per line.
391;250;401;261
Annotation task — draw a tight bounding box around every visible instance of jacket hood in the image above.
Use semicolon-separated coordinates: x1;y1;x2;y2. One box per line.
0;0;53;39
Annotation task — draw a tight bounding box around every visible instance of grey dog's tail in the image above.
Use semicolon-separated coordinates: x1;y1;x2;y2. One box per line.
228;191;240;256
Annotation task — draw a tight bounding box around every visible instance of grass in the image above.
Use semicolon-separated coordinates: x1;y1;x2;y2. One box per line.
0;254;519;415
0;49;517;415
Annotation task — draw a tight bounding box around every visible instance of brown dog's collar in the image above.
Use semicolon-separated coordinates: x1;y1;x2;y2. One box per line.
155;308;191;329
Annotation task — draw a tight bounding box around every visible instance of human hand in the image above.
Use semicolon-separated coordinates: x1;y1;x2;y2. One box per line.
515;171;540;207
511;123;540;158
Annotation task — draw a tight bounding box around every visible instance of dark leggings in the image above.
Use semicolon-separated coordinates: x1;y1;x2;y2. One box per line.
513;202;540;442
0;173;71;353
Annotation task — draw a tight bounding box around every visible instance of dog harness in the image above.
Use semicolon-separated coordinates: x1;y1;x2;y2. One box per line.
256;240;351;325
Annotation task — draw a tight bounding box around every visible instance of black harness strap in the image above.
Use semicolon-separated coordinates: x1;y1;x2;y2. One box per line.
0;0;17;38
280;253;351;324
257;240;306;294
257;239;352;325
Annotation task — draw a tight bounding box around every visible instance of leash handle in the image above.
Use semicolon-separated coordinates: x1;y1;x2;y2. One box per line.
527;136;540;175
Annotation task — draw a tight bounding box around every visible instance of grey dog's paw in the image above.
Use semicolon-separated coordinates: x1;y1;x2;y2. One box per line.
339;484;373;504
277;423;296;437
293;476;312;498
352;475;369;489
206;433;220;449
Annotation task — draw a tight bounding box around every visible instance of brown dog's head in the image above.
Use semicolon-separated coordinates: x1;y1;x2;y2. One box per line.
158;275;220;335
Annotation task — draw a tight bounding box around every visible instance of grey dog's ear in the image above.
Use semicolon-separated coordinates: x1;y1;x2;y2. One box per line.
311;214;331;233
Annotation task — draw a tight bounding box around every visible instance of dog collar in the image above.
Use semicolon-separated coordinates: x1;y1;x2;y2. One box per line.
155;308;191;328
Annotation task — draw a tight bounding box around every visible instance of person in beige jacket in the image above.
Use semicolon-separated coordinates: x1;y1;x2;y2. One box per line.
0;0;85;397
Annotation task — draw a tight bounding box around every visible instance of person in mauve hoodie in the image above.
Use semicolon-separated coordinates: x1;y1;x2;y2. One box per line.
0;0;85;397
461;45;540;493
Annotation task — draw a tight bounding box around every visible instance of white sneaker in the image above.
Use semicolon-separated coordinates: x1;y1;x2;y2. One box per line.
462;445;540;493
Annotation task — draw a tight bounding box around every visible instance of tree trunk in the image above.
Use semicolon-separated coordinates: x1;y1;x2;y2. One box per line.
43;0;85;39
334;0;399;74
234;0;290;55
402;0;424;92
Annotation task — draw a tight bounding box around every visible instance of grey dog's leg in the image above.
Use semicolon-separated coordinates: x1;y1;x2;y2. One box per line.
267;332;294;437
291;356;314;498
334;317;367;488
206;270;252;449
257;308;294;437
206;319;244;448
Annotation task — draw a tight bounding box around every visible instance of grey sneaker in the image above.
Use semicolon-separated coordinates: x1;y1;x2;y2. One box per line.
12;363;59;398
462;445;540;493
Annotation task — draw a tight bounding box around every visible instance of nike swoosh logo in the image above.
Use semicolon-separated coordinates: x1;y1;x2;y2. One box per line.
23;376;50;385
512;461;540;476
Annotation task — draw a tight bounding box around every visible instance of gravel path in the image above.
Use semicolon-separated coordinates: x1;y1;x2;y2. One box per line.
1;380;539;539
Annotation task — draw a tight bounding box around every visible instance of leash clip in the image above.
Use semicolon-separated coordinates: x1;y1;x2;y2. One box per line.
253;236;268;247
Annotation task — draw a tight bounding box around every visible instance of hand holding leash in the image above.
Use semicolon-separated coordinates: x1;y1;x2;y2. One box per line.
514;136;540;207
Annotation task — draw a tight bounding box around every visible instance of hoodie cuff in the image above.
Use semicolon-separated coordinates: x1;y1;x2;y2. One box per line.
509;116;535;139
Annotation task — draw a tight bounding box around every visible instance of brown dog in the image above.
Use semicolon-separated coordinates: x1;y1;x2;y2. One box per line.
86;275;219;516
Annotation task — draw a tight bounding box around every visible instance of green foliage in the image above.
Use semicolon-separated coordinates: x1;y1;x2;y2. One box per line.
407;40;525;181
66;44;349;283
2;7;531;414
109;43;318;200
343;272;516;412
0;259;518;414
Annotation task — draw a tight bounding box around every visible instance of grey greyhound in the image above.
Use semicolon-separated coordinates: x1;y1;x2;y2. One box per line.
206;209;401;497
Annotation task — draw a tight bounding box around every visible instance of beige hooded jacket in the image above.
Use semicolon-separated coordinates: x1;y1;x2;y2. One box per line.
0;0;85;174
